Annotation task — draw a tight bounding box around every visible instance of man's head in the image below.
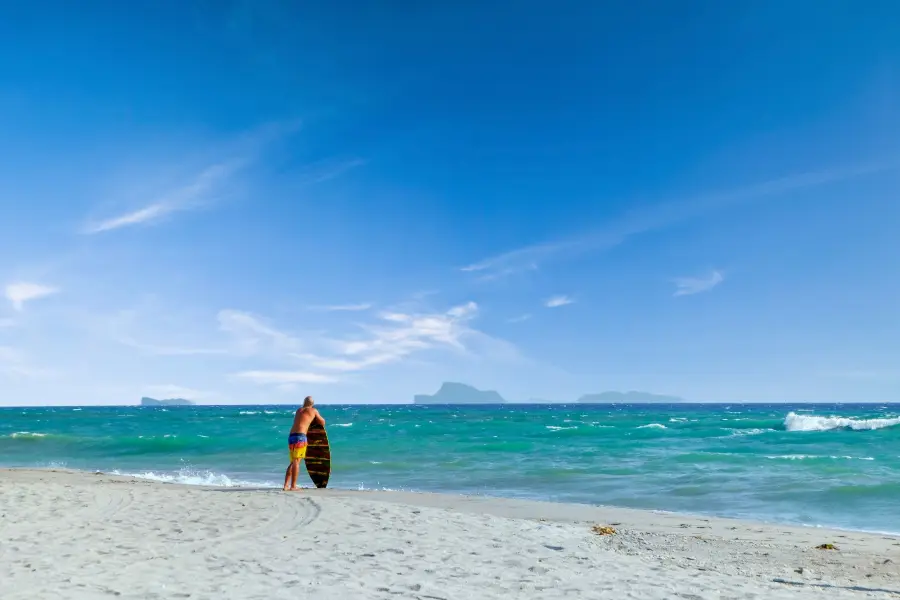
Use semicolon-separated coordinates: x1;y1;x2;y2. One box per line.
303;396;314;408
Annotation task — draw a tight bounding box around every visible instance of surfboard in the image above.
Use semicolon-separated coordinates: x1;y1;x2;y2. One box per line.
304;422;331;488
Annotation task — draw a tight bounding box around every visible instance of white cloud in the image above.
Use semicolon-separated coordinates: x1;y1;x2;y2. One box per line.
83;162;238;234
217;309;300;355
0;346;52;379
296;157;367;184
673;270;724;297
5;282;59;311
103;308;228;356
305;301;482;372
231;300;520;383
461;161;897;280
507;314;532;323
307;303;373;312
545;295;574;308
233;370;337;384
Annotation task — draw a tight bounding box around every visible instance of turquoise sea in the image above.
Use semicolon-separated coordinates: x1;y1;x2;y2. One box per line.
2;403;899;533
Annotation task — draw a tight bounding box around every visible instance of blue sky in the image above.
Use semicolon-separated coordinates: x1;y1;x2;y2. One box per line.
1;2;899;405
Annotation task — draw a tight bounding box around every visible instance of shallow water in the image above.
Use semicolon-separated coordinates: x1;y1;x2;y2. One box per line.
2;403;899;533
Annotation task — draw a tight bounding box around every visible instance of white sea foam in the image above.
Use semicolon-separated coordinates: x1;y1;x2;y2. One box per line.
728;428;771;437
784;412;900;432
239;411;259;415
765;454;875;461
637;423;667;429
111;468;273;488
669;417;688;423
9;431;47;438
546;425;577;431
765;454;819;460
331;423;353;427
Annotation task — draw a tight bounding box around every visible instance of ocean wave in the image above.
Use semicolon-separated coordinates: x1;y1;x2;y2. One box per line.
331;423;353;427
765;455;875;461
668;417;688;423
239;411;259;415
637;423;667;429
728;428;771;437
546;425;578;431
110;468;273;488
784;412;900;432
6;431;48;439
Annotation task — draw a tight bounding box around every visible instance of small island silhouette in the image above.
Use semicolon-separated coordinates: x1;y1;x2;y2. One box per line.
140;397;195;407
412;383;686;404
413;382;506;404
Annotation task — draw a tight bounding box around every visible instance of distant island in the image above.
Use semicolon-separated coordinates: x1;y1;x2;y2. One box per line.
140;397;195;407
577;391;685;404
414;382;507;404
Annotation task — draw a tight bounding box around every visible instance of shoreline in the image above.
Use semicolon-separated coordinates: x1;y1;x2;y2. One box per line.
3;468;899;599
51;465;900;538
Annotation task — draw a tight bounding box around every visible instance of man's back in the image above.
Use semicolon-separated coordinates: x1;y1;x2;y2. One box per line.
290;406;320;435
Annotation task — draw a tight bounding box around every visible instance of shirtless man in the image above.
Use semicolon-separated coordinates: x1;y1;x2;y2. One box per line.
283;396;326;491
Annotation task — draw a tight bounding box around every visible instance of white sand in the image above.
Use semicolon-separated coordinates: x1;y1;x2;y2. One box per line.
1;470;898;599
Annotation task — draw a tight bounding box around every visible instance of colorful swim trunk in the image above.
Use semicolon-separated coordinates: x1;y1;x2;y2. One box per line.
288;433;308;461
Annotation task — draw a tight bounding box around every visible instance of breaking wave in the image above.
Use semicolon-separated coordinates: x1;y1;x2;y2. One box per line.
110;468;273;488
784;412;900;432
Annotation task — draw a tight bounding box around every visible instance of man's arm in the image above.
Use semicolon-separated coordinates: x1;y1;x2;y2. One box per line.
314;409;326;426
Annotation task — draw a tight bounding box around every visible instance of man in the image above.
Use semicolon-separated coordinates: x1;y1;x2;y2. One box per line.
283;396;326;491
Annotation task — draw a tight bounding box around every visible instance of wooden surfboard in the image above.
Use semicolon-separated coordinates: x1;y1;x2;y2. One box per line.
304;422;331;488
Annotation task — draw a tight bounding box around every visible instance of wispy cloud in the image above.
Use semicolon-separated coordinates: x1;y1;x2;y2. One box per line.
0;346;52;379
81;120;305;235
104;308;228;356
297;301;484;374
307;303;373;312
5;282;59;311
461;161;897;280
0;318;15;328
83;162;240;234
507;314;533;323
217;309;301;356
233;370;338;384
228;300;522;385
295;158;367;185
673;270;724;297
545;295;574;308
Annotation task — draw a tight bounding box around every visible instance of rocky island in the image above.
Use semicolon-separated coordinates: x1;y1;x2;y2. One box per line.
413;382;506;404
140;397;195;407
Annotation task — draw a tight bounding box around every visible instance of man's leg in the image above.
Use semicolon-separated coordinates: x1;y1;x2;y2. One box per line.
283;462;293;491
289;459;301;490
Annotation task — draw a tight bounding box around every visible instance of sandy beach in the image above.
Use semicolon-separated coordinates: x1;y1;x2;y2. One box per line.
1;469;898;599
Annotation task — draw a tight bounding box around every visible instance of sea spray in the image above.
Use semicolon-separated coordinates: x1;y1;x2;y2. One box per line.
784;412;900;432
